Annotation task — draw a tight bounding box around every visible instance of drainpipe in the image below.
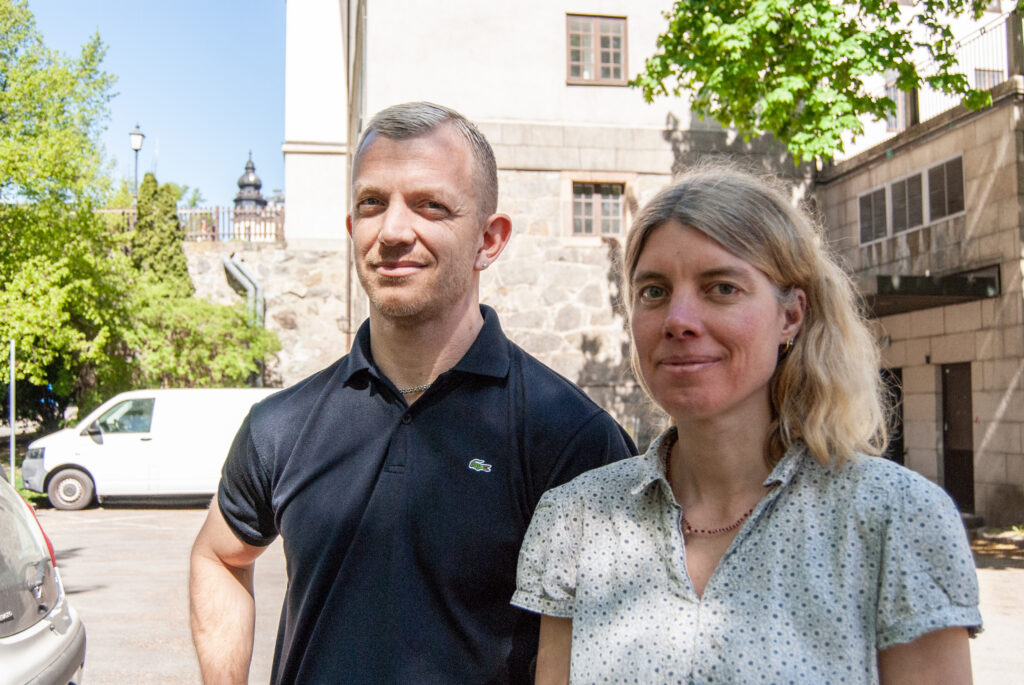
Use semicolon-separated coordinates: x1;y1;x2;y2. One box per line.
222;255;266;387
222;254;265;327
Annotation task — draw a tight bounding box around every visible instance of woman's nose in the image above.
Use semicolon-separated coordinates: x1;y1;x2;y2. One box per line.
663;294;700;338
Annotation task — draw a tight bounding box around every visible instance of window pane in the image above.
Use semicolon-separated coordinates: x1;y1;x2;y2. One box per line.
98;398;155;433
907;174;923;227
892;180;907;233
859;195;873;243
871;189;887;241
946;158;964;214
928;164;947;219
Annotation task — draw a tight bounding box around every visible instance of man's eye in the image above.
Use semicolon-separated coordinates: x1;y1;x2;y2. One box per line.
710;283;738;296
423;201;449;214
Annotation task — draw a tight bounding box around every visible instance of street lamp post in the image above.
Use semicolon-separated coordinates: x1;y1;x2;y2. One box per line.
129;124;145;212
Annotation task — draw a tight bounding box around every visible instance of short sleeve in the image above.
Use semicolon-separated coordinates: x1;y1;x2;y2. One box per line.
511;486;582;618
217;412;278;547
874;469;982;648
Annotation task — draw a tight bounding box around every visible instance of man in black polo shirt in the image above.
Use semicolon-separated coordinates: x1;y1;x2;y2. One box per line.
188;102;636;684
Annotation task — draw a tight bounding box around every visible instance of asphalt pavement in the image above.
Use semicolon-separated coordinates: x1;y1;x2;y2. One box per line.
32;505;1024;685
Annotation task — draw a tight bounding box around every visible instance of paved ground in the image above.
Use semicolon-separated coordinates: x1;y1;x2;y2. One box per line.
35;504;285;685
32;505;1024;684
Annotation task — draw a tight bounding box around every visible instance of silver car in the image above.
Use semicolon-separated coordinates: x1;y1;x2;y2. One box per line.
0;477;86;684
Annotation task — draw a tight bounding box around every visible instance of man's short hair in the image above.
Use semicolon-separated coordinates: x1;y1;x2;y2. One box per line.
353;102;499;219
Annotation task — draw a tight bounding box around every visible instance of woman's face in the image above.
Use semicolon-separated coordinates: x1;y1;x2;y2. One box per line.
630;220;804;426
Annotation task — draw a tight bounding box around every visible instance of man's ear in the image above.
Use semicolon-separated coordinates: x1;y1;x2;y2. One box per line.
475;213;512;271
346;215;353;237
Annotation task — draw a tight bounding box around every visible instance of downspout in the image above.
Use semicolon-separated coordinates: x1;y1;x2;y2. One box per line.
222;255;266;387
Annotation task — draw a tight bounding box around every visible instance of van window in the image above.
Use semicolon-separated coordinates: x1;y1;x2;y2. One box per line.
97;398;155;434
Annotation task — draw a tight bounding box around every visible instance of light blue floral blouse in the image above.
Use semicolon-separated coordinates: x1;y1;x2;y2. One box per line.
513;427;982;684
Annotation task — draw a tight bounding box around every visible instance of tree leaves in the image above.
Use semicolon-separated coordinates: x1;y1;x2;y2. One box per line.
634;0;995;162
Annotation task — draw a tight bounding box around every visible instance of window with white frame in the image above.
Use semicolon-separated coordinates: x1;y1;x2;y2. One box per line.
858;156;965;244
890;174;923;233
572;182;625;235
975;68;1003;90
928;157;964;221
859;188;887;243
567;15;627;84
885;80;910;132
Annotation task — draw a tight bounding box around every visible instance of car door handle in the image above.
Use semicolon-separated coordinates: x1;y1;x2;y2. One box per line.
140;437;153;441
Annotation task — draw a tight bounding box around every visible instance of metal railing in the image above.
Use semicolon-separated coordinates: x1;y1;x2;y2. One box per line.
95;206;285;242
874;12;1020;130
915;11;1016;121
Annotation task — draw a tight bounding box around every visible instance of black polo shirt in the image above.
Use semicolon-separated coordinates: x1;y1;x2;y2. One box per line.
219;306;636;684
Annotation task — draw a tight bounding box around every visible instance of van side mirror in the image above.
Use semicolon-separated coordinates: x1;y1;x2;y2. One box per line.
85;422;103;445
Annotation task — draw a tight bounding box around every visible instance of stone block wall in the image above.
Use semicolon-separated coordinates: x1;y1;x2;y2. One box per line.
185;241;353;389
818;98;1024;525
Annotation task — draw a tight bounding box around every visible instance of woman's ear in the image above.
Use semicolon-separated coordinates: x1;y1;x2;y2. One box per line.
781;288;806;342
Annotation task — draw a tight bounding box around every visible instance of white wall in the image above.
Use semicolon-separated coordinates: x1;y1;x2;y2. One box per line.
361;0;694;128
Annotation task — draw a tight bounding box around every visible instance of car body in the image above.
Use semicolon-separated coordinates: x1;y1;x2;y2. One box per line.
0;477;86;685
21;388;276;510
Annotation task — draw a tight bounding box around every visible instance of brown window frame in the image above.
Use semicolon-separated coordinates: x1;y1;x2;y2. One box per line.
566;14;628;86
572;182;625;236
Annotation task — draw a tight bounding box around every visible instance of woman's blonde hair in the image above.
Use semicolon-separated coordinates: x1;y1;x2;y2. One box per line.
623;164;887;465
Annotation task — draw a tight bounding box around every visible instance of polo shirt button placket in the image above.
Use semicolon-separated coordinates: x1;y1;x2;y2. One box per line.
401;413;412;425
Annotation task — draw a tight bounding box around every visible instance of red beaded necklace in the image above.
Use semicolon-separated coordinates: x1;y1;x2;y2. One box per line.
664;449;759;537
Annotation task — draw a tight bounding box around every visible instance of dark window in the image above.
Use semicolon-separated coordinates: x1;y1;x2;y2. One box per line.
567;15;626;84
928;157;965;221
573;182;624;235
859;188;887;243
97;398;155;434
890;174;923;233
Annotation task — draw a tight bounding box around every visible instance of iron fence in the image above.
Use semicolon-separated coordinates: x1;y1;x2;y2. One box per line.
95;206;285;242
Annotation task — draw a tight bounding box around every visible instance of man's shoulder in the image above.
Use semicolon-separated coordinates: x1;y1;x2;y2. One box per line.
507;343;603;415
247;356;351;444
505;342;635;454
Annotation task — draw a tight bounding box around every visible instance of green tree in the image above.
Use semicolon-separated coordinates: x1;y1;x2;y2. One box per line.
1;0;278;425
131;172;193;296
0;0;132;422
634;0;999;162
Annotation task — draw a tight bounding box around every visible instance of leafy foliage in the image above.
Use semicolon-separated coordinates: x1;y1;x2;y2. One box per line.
131;173;193;297
633;0;997;162
1;1;279;425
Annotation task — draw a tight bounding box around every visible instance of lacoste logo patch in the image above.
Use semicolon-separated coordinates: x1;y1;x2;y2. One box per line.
468;458;492;473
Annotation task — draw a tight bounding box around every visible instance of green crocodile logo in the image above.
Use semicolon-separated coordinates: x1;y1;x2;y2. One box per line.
468;459;492;473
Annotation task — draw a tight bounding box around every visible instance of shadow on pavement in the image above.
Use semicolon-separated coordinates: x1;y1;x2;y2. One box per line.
972;539;1024;570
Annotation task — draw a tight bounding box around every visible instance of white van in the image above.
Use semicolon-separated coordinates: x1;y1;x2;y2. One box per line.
21;388;276;510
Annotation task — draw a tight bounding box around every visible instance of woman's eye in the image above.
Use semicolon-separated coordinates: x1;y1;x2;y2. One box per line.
639;285;666;301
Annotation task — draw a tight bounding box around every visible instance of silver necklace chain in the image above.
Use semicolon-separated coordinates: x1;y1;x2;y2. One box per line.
398;382;432;395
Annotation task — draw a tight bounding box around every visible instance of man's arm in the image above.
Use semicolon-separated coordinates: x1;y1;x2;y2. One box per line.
189;494;267;685
877;627;972;685
535;615;572;685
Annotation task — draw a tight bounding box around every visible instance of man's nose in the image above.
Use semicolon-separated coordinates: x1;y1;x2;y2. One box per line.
378;203;416;246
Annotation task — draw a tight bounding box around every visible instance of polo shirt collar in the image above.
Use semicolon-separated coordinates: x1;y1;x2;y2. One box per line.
630;425;808;496
338;305;511;386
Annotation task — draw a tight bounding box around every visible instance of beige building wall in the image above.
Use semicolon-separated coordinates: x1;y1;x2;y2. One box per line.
816;83;1024;524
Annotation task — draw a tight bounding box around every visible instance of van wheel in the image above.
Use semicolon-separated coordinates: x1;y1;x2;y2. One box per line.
47;469;95;510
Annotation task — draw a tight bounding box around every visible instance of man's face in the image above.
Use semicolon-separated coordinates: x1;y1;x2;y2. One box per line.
348;125;486;325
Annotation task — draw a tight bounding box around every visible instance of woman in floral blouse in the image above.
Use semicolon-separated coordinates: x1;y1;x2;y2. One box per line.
513;165;981;684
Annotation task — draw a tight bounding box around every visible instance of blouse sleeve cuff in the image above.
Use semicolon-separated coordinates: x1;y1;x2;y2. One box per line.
877;606;983;649
510;590;574;619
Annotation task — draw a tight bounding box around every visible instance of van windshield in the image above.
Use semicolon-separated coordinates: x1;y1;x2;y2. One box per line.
97;398;156;434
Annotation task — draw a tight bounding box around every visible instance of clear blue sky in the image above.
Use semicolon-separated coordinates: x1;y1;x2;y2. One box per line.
28;0;285;208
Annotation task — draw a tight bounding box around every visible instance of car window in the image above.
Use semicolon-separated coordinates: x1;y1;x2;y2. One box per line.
97;398;155;434
0;483;60;637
